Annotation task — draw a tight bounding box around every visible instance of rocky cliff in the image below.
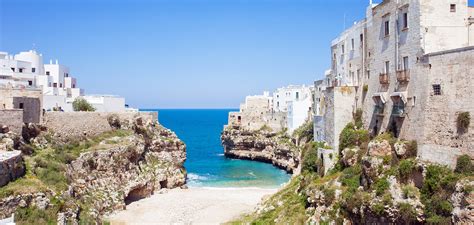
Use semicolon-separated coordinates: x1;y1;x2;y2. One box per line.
221;126;301;173
0;112;187;224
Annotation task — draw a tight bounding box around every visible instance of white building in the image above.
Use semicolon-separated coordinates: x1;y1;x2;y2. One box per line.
0;50;129;112
272;85;313;132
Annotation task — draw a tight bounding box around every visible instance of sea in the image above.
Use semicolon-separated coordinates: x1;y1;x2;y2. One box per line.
141;109;291;188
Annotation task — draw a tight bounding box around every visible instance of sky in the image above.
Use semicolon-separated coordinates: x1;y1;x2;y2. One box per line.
1;0;372;108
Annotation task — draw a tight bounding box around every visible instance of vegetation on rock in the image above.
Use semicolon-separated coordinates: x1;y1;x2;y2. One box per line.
72;98;95;112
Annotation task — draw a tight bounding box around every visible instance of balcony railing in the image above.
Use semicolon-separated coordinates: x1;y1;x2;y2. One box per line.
396;70;410;83
379;73;389;85
374;104;385;116
392;104;405;117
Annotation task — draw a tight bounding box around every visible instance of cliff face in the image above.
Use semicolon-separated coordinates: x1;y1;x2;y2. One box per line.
0;112;187;224
221;127;299;173
62;118;186;222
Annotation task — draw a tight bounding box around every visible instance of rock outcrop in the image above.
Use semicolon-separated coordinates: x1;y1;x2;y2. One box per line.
0;150;25;187
221;127;299;173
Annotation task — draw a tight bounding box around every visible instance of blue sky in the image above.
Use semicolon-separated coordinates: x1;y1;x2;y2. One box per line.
1;0;371;108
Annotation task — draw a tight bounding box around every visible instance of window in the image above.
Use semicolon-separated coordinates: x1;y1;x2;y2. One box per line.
296;92;299;100
342;44;345;54
53;83;57;87
384;20;390;36
360;34;364;47
32;68;36;73
403;13;408;29
19;103;24;109
11;67;15;72
403;56;409;70
60;83;63;88
433;84;441;95
385;61;390;73
351;38;355;50
450;4;456;12
65;73;69;77
28;80;33;86
46;71;50;75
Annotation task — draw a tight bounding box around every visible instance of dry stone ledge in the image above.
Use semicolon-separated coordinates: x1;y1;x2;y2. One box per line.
0;150;25;187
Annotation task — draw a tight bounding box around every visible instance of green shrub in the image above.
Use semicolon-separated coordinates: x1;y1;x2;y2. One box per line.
374;177;390;196
354;109;363;128
455;154;473;175
72;98;95;112
293;121;313;142
398;202;417;223
457;112;470;132
15;206;58;225
363;84;368;93
371;203;385;216
340;165;362;192
404;140;418;158
322;187;336;206
402;184;419;199
398;159;416;181
301;143;319;173
422;165;459;220
339;123;369;152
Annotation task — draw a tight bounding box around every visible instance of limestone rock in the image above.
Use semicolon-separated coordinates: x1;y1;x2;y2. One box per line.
451;179;474;224
368;140;392;157
342;147;360;167
394;142;406;157
0;150;25;187
221;127;299;173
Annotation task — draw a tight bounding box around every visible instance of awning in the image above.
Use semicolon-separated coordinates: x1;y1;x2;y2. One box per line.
390;92;408;104
372;92;388;104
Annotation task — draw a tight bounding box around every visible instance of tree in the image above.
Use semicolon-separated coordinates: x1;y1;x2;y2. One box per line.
72;98;95;112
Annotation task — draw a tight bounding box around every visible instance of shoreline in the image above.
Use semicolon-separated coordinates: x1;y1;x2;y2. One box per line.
107;186;278;225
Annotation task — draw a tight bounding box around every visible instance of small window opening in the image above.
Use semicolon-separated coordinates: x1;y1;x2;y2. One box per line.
433;84;441;95
19;103;24;109
450;4;456;12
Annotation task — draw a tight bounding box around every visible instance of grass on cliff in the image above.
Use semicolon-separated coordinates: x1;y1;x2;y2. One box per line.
0;129;133;199
228;176;307;225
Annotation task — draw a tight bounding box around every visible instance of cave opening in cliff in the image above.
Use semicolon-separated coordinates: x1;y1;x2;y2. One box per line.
124;186;150;205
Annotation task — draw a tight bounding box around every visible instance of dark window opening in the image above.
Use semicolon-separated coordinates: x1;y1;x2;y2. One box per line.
11;67;15;72
46;71;50;75
19;103;24;109
32;68;36;73
403;13;408;29
53;83;57;87
450;4;456;12
433;84;441;95
237;116;241;123
19;68;23;73
384;20;390;36
72;84;76;88
28;80;33;86
296;92;299;100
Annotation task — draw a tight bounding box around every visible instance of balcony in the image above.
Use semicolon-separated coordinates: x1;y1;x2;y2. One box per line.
396;70;410;83
392;104;405;117
379;73;389;85
374;104;385;117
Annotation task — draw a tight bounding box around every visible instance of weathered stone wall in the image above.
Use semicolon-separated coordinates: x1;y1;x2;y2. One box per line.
42;111;158;141
0;150;25;187
0;87;43;124
0;110;23;135
408;47;474;167
324;86;357;150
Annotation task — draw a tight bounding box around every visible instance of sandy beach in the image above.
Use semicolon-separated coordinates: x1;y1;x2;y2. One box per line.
107;187;277;225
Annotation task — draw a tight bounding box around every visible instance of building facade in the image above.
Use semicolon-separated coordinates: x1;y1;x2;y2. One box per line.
0;50;129;112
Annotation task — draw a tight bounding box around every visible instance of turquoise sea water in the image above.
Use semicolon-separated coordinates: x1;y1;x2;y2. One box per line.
141;109;291;188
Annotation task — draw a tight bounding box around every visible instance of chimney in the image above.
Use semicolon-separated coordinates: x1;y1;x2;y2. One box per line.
55;59;58;65
50;59;53;64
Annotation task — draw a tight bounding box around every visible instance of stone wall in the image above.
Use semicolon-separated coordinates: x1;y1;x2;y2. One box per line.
0;87;42;124
0;110;23;135
324;86;357;150
42;111;158;141
0;150;25;187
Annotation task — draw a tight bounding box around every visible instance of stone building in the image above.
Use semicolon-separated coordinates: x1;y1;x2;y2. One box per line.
0;86;43;134
227;92;286;132
314;0;474;169
0;50;129;112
